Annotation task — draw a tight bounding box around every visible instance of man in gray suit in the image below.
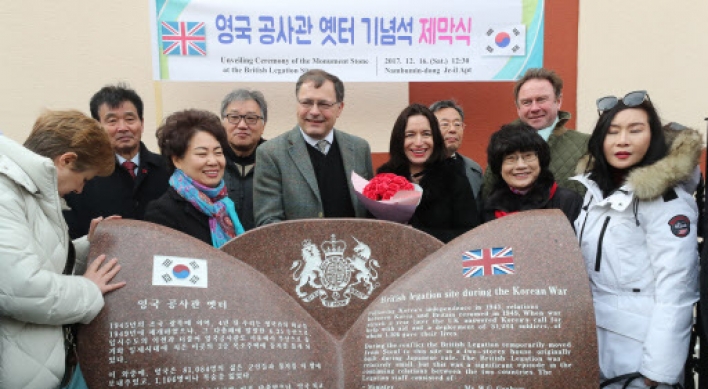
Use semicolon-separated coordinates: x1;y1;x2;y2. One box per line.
254;69;373;226
429;100;483;202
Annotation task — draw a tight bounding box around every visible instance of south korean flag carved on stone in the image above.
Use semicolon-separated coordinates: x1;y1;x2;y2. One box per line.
152;255;209;288
668;214;690;238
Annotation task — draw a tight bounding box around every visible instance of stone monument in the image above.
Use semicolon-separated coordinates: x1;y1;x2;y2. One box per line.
220;219;444;338
78;211;598;388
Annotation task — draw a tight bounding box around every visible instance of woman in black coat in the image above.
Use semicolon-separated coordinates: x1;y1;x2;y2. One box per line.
145;109;244;247
377;104;480;242
482;122;582;227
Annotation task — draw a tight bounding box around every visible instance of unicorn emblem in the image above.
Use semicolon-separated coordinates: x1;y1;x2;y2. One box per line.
347;237;380;295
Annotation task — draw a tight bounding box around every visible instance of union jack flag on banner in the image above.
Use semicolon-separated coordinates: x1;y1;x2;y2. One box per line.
462;247;514;277
161;21;206;56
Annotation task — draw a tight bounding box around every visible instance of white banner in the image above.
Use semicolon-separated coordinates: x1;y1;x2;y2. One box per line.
151;0;544;82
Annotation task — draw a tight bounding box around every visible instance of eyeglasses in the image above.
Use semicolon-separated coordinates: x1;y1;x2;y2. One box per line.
596;90;650;116
503;152;538;166
439;122;464;130
225;114;263;125
298;99;340;111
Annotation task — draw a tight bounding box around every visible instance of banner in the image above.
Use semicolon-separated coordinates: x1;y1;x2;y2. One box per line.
151;0;544;82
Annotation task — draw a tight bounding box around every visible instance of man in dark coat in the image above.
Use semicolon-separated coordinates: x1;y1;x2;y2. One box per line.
429;100;484;209
219;89;267;231
63;84;169;238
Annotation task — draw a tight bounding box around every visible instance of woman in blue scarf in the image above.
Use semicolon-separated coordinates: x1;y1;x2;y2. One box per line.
145;109;244;248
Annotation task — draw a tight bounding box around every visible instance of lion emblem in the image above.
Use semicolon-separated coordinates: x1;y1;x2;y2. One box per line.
291;239;323;298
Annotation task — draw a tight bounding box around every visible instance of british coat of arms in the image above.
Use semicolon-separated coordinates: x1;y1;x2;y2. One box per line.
291;234;380;308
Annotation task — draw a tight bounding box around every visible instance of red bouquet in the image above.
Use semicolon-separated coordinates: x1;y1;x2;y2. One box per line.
362;173;415;201
352;172;422;224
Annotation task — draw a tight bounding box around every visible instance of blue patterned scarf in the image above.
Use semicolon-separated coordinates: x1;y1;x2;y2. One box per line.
169;169;244;248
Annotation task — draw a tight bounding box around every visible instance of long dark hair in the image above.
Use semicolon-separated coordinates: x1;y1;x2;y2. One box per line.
585;99;666;195
377;103;446;177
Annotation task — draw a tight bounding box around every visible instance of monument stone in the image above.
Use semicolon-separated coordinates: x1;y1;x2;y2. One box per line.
78;211;598;388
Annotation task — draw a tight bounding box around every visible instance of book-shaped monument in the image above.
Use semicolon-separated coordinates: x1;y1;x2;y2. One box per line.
78;211;598;388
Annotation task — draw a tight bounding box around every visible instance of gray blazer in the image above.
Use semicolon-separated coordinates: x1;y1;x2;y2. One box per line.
254;127;373;226
459;153;484;210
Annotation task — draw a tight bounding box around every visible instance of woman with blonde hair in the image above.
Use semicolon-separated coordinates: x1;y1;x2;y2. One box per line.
0;110;125;389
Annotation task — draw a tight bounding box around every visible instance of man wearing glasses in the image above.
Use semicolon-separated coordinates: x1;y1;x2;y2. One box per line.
254;69;373;225
429;100;483;205
482;68;589;198
220;88;268;231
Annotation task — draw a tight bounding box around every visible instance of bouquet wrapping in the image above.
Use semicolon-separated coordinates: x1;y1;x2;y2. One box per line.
351;172;422;223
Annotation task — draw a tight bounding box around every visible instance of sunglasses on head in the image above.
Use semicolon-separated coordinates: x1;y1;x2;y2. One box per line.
665;121;688;131
596;90;650;116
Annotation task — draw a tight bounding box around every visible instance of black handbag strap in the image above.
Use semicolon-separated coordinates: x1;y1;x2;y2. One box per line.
600;372;683;389
63;241;76;275
600;372;643;388
61;241;79;386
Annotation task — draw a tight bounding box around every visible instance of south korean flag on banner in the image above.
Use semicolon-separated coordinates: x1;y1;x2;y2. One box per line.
152;255;208;288
483;25;526;56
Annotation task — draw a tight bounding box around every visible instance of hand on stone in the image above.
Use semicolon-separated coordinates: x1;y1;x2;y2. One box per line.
88;215;121;242
84;254;126;294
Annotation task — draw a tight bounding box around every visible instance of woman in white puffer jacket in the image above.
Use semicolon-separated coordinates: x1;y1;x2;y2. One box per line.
0;110;125;389
574;91;700;389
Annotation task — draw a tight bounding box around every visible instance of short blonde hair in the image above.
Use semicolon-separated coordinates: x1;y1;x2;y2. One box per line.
24;110;115;176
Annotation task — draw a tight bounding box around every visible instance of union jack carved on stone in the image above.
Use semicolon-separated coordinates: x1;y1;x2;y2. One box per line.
462;246;515;277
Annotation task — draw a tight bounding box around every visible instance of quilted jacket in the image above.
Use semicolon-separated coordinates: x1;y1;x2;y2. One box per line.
572;126;701;386
0;136;104;389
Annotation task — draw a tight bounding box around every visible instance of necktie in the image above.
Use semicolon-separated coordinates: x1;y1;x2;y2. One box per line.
316;140;328;155
122;161;137;179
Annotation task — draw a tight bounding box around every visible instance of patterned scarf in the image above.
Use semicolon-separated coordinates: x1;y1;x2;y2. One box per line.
169;169;244;248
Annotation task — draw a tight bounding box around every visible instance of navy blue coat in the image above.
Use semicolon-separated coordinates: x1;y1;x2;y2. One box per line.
63;143;170;239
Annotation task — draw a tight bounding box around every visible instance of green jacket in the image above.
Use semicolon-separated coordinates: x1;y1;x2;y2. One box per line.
482;111;589;200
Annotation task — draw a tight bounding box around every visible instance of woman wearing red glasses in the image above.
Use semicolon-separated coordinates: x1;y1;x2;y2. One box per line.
574;91;701;388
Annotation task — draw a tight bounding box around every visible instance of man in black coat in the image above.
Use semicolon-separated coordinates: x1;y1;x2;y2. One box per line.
63;84;170;239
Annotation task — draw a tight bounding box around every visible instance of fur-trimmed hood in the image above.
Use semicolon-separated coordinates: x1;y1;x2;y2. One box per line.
575;126;703;200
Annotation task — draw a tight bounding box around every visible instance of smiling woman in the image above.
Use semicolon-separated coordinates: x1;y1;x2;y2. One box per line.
375;103;480;243
482;122;582;226
144;109;244;247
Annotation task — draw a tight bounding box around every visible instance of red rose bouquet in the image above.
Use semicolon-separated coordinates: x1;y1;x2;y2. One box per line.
352;172;422;223
362;173;414;200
